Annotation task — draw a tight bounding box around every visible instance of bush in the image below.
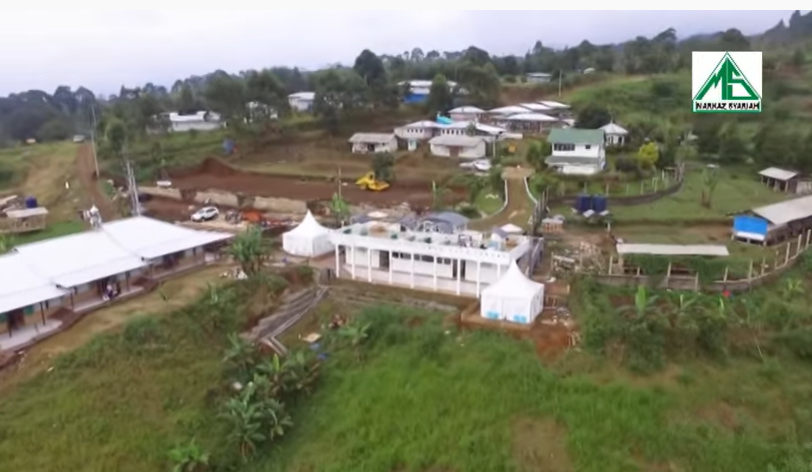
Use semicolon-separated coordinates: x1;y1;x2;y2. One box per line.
614;156;639;173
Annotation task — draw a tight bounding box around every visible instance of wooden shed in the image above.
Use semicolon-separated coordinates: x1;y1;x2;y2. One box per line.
758;167;800;194
1;207;48;234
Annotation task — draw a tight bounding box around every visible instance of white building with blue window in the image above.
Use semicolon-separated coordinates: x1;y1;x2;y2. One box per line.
327;218;535;298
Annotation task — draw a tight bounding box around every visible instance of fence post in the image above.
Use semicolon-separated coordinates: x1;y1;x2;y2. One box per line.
785;243;791;265
608;255;613;275
653;179;658;192
797;234;804;257
761;257;766;276
666;262;672;284
694;273;700;291
640;181;644;194
748;260;754;288
806;229;811;248
723;266;729;282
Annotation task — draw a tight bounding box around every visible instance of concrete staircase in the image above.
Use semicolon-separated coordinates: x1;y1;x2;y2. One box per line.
325;282;460;314
243;285;328;344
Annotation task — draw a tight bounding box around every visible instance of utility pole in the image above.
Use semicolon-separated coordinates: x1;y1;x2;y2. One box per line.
90;105;100;178
558;70;563;97
124;156;140;216
337;166;342;198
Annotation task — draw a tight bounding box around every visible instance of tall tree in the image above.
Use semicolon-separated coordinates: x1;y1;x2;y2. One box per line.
426;74;454;117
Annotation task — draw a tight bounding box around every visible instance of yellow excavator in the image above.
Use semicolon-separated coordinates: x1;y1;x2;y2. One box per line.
356;171;390;192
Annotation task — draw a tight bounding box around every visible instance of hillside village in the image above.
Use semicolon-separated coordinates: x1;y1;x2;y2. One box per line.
2;10;812;472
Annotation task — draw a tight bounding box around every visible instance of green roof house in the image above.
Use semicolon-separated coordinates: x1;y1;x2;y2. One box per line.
544;128;606;175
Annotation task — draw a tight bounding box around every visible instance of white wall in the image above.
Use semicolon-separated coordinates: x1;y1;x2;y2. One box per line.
352;139;397;154
289;98;313;112
552;142;604;159
429;142;486;159
171;121;223;133
606;134;625;146
394;126;435;141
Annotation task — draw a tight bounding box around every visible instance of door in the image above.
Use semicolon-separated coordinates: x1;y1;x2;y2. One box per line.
379;251;390;269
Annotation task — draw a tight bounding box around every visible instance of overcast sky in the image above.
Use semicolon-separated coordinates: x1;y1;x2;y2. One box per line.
0;10;797;96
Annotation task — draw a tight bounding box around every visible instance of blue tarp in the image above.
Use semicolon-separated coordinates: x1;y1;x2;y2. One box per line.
733;215;769;236
435;116;453;125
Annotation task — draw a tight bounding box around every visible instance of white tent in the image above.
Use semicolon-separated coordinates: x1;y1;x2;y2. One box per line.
282;211;333;257
480;260;545;324
500;223;524;234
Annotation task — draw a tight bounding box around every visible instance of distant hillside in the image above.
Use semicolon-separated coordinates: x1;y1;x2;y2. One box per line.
758;10;812;44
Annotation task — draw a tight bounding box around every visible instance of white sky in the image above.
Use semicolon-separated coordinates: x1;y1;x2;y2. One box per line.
0;10;797;96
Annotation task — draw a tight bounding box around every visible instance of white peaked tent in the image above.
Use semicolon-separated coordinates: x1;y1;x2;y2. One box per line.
480;260;545;324
282;210;333;257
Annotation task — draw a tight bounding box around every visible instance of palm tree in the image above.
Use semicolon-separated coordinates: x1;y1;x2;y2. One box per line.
431;181;448;210
222;392;266;461
261;397;294;442
668;293;698;330
228;226;272;277
223;333;258;382
282;350;321;397
255;354;290;398
701;167;720;208
168;439;211;472
621;285;660;321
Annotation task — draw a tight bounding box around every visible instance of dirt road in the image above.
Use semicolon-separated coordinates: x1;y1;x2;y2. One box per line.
75;143;116;220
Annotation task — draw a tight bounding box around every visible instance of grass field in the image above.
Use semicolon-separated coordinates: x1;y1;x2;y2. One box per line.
1;276;809;472
606;168;787;222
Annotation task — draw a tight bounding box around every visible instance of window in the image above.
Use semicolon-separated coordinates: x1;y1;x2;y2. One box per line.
585;145;591;150
553;143;575;152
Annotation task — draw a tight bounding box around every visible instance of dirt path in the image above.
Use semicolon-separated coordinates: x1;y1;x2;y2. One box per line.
469;169;534;231
75;143;115;220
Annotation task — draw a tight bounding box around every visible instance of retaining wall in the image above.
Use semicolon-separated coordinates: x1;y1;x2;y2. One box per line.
139;186;183;200
251;196;308;214
193;189;240;207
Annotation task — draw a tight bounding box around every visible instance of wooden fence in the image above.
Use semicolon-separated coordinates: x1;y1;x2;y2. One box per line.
581;229;812;293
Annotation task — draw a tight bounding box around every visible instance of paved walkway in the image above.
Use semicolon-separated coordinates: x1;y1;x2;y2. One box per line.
469;167;534;231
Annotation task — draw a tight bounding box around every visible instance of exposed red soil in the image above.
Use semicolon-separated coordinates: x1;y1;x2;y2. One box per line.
167;158;466;208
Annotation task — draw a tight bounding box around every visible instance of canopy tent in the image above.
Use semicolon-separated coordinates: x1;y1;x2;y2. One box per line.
282;210;333;257
500;223;524;234
480;260;545;324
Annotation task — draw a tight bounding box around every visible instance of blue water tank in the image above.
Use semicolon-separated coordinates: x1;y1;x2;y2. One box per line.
223;139;235;155
575;194;591;213
25;196;37;208
593;195;608;213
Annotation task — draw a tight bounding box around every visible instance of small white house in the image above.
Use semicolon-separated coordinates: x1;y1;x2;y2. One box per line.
526;72;553;84
448;106;485;122
165;111;223;133
282;210;333;257
480;259;545;324
288;92;315;112
349;133;398;154
439;121;505;140
394;120;439;150
428;135;487;159
544;128;606;175
600;122;629;146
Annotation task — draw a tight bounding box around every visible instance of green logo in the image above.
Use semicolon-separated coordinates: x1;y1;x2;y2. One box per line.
692;52;761;114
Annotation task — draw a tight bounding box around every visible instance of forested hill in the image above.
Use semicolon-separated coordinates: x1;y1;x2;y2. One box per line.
0;10;810;146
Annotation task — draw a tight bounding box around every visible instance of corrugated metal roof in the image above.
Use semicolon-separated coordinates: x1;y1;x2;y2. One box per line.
617;244;730;257
426;211;470;226
600;122;629;135
548;128;604;145
428;135;485;147
103;216;233;260
526;72;552;78
488;106;532;115
0;253;66;314
519;103;554;112
758;167;798;181
504;112;558;122
752;194;812;226
398;120;438;129
289;92;315;100
0;216;233;313
5;207;48;218
348;133;395;144
538;101;570;109
449;106;485;114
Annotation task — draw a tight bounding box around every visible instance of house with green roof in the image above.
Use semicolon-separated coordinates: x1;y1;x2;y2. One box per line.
544;128;606;175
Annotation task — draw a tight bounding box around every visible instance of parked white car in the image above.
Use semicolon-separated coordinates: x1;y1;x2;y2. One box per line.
191;206;219;222
472;160;492;172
